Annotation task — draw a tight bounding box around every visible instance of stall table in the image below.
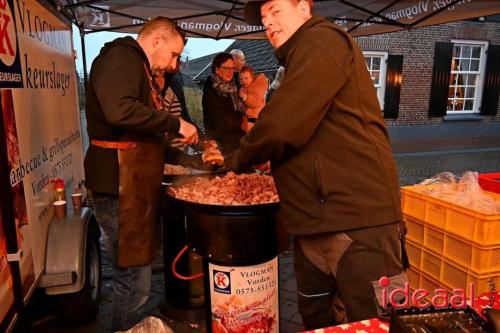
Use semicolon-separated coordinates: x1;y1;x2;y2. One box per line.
301;291;500;332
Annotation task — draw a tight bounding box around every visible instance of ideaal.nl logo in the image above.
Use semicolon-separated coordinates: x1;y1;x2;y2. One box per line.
379;276;476;309
0;0;23;88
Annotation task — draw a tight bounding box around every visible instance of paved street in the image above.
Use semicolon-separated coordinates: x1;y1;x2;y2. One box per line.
395;148;500;186
14;145;500;333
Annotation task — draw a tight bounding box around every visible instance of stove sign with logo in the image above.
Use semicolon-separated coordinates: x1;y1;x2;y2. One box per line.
0;0;22;88
214;270;231;294
209;259;279;333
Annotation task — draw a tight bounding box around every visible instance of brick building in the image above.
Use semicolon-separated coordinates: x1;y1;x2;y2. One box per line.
183;17;499;127
357;18;500;126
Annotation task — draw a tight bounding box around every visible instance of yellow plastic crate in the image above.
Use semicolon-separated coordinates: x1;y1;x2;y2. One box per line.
421;249;442;281
406;239;422;270
443;232;500;274
419;273;449;296
417;271;452;302
407;265;421;290
441;258;500;295
419;274;439;295
424;225;444;255
404;215;424;245
401;185;500;245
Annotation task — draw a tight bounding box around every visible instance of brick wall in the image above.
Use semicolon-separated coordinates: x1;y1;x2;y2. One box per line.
355;21;500;126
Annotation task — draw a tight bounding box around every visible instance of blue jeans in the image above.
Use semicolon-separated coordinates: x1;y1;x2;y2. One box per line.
93;193;152;332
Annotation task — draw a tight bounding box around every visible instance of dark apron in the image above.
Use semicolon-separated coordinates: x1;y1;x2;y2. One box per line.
117;139;164;267
115;63;165;267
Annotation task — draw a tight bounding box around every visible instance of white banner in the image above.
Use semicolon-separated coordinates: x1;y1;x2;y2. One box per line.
1;0;83;291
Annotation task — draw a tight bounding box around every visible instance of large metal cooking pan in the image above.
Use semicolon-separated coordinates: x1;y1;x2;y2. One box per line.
166;192;279;215
166;186;280;265
163;165;229;184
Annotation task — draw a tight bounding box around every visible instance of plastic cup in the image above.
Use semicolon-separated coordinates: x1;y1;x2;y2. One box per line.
53;200;67;219
71;193;83;211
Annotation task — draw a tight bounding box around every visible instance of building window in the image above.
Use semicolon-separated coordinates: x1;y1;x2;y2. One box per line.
447;40;488;114
364;52;388;110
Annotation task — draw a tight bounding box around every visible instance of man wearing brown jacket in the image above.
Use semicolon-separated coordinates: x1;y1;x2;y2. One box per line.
84;17;197;331
225;0;407;328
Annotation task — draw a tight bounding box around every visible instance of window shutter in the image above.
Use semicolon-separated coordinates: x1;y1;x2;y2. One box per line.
428;42;453;117
383;55;403;119
480;44;500;116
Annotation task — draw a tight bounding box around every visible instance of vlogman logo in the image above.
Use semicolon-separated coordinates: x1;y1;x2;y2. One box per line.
213;270;231;294
0;0;23;88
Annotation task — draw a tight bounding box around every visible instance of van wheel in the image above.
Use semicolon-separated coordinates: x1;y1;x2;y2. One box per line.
59;232;102;323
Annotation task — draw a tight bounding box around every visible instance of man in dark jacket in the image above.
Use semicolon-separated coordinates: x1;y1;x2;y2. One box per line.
225;0;407;328
84;17;197;331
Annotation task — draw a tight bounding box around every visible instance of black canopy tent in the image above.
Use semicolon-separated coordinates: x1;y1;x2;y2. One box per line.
55;0;500;38
49;0;500;81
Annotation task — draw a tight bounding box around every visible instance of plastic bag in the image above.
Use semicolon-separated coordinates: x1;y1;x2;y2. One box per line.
419;171;500;214
117;316;174;333
419;171;459;202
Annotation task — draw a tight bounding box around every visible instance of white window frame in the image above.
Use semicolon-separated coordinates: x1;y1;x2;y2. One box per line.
447;39;488;114
363;51;388;110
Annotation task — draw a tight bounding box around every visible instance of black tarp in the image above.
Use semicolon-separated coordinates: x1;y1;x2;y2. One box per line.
55;0;500;39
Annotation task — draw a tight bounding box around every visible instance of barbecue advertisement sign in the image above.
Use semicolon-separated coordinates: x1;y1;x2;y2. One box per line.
209;258;279;333
1;0;84;288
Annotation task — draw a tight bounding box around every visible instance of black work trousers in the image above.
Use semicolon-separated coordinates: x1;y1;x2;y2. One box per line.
294;222;407;330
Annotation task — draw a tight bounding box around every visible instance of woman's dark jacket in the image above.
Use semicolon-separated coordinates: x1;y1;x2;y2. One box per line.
202;75;245;154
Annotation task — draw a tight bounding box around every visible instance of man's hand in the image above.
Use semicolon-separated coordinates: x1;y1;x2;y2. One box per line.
170;138;187;149
202;145;224;166
178;118;198;145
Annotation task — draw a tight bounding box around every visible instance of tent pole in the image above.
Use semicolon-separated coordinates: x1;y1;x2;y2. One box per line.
80;29;89;86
